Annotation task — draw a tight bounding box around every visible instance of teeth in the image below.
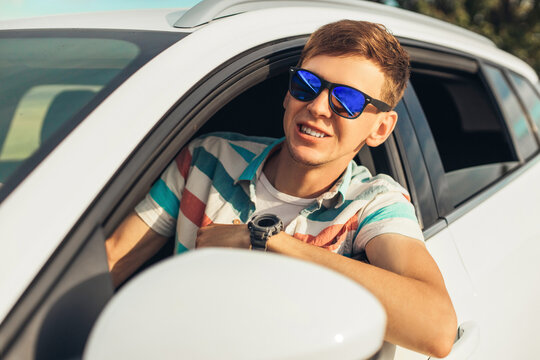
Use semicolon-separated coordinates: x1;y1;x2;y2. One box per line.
300;125;325;138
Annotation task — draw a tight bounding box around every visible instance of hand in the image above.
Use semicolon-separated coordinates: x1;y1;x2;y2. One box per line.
195;224;251;249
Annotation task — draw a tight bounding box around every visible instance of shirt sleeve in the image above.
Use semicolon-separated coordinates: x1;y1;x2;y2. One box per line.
135;146;192;237
352;190;424;254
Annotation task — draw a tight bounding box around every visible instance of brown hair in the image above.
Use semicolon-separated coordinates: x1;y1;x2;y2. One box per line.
299;20;410;109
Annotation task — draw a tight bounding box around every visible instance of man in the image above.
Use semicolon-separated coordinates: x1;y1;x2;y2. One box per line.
106;20;457;358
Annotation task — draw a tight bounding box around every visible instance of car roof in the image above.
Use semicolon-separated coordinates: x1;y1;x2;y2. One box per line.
0;0;536;82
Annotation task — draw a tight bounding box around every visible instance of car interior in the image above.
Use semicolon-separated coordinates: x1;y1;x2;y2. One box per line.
407;49;520;207
125;67;404;284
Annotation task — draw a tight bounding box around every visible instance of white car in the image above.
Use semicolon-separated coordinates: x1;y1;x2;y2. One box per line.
1;0;539;359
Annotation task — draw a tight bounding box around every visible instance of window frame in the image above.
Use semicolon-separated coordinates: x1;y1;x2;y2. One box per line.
402;41;540;225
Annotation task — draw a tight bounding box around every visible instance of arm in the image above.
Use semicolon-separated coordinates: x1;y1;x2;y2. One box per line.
267;231;457;358
105;211;169;288
196;225;457;358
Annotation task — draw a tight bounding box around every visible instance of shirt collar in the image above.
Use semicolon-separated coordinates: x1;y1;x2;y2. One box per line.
317;161;353;209
235;137;284;184
234;138;359;209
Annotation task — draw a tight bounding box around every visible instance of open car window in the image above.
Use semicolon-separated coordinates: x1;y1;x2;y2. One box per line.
407;47;523;209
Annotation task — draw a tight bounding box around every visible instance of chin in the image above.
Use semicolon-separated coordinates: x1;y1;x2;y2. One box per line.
286;143;325;167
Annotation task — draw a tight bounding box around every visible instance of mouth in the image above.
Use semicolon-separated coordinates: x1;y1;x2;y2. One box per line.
298;124;328;138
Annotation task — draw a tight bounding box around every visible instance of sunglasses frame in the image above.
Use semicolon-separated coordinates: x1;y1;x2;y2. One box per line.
288;67;392;119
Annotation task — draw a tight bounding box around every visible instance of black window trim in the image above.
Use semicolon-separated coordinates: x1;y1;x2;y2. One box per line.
445;152;540;224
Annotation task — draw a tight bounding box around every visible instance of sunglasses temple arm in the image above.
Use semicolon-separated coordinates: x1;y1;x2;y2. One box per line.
371;99;392;112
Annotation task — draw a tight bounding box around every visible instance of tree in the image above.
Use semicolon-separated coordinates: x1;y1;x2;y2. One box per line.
372;0;540;74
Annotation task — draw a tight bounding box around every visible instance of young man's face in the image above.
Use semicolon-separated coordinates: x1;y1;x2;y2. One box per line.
282;54;396;170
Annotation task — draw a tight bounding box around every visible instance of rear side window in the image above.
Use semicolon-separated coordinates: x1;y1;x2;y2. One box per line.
483;65;538;160
507;72;540;133
409;56;518;207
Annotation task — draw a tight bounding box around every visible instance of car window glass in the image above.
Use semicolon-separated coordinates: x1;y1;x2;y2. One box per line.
483;65;538;160
0;37;139;186
508;72;540;133
409;64;518;207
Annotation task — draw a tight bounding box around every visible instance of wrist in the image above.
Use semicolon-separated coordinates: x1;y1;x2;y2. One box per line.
247;214;283;251
266;231;288;253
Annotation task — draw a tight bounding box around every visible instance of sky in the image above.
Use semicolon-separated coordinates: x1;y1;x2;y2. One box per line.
0;0;202;20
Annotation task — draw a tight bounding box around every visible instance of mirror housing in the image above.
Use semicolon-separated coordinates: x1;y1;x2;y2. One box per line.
85;248;386;359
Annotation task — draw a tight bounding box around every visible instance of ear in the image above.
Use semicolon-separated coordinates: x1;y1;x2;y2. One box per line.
365;110;398;147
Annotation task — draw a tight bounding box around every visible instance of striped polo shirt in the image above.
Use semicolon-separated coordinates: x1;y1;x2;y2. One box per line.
135;132;423;257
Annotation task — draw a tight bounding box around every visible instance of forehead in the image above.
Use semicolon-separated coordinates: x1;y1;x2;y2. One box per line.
301;55;385;97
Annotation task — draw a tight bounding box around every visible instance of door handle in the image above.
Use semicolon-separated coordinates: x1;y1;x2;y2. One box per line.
429;321;479;360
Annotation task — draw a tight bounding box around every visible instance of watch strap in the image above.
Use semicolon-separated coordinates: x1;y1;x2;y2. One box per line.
248;214;283;251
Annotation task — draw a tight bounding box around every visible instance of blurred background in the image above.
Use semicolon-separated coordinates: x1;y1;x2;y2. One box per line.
1;0;538;73
375;0;540;74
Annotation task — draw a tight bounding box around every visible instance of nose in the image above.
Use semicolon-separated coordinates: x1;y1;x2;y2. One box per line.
306;89;333;118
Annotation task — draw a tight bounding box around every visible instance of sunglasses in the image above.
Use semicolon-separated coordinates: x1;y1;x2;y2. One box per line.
288;67;391;119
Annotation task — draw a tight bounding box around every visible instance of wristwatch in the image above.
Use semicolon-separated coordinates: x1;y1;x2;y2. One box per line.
247;214;283;251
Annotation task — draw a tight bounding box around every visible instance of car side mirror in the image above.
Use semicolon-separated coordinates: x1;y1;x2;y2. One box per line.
84;248;386;360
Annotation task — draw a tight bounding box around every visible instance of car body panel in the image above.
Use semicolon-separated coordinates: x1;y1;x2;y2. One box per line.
446;156;540;359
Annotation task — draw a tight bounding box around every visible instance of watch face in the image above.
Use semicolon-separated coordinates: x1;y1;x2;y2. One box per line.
253;214;280;228
249;214;283;248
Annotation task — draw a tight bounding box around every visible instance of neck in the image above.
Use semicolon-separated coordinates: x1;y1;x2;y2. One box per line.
263;147;349;199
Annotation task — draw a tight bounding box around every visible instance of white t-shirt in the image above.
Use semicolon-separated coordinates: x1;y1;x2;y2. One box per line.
253;172;315;227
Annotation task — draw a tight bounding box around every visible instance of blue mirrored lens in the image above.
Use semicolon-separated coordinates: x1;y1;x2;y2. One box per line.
331;86;366;118
291;70;321;100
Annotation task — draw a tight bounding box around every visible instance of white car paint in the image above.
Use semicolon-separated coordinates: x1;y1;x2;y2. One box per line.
447;157;540;359
84;248;387;360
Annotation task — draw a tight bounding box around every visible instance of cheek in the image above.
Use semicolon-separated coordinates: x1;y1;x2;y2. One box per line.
336;121;367;147
283;101;301;127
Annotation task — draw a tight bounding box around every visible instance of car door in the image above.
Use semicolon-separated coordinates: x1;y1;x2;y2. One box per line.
391;85;477;360
403;44;540;359
444;63;540;359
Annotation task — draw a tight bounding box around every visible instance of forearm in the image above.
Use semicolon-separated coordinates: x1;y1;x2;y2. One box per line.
266;231;457;357
105;212;168;287
106;237;165;287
